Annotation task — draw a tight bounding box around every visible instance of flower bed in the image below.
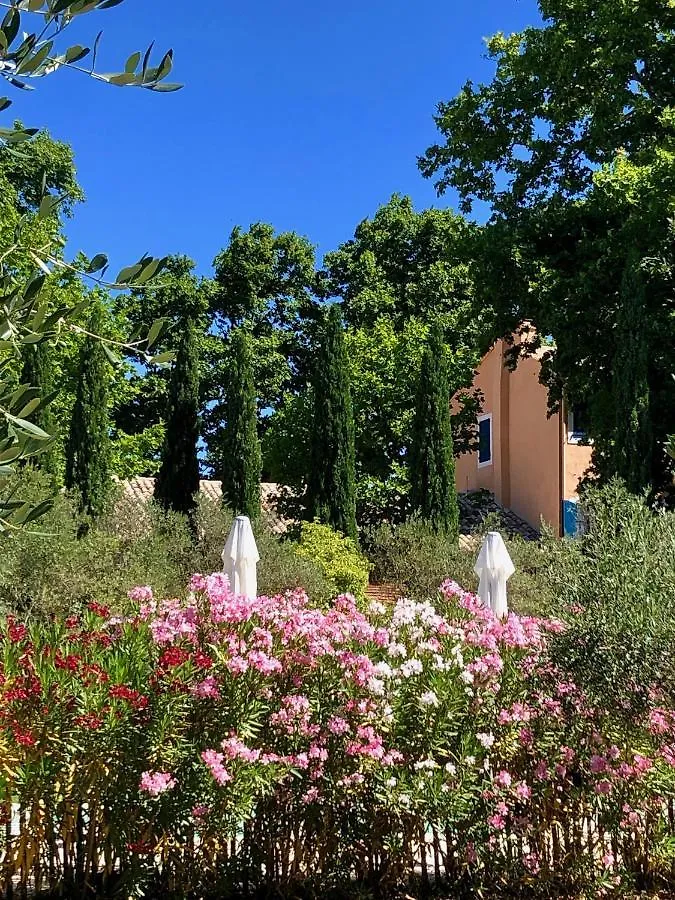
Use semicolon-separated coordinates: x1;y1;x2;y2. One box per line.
0;577;674;897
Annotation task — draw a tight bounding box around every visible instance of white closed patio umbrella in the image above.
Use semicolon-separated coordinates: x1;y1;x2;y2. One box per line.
475;531;515;619
222;516;260;600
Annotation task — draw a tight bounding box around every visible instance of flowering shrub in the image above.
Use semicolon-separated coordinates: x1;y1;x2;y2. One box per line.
295;521;370;598
1;576;674;897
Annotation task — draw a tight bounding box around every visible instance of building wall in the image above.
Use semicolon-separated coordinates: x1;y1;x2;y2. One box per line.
506;353;560;532
562;425;593;501
455;339;586;535
455;342;503;498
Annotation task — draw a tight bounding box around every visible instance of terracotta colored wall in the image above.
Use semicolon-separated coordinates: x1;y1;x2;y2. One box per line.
455;340;584;536
506;354;561;533
563;423;593;501
455;342;503;500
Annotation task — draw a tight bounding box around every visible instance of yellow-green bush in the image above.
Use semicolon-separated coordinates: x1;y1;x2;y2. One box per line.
295;522;370;599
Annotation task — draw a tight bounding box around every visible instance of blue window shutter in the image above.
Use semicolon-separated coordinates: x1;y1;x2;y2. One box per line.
478;418;491;464
563;499;581;537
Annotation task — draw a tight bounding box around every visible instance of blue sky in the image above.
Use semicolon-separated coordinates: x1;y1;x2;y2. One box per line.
12;0;541;277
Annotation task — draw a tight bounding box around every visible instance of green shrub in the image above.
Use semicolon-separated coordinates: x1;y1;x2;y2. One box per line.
544;478;675;710
295;521;370;599
0;470;337;617
0;470;199;618
367;518;556;617
195;501;336;604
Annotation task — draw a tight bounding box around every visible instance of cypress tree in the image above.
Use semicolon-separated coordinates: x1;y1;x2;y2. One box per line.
611;253;652;493
408;325;459;537
154;319;201;520
220;327;261;520
19;340;57;476
65;305;111;522
306;305;357;540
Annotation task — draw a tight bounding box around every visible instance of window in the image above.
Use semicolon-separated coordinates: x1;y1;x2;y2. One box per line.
567;403;588;444
478;414;492;467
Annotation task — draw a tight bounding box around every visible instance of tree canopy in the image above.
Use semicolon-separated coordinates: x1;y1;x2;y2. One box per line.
420;0;675;494
0;0;181;530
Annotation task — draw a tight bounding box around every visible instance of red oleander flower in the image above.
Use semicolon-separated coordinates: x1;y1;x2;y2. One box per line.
87;602;110;619
126;838;155;854
74;712;103;730
54;653;82;673
82;663;109;683
159;646;189;668
4;675;42;702
108;684;148;710
193;650;213;669
6;617;28;644
109;684;136;701
11;724;36;747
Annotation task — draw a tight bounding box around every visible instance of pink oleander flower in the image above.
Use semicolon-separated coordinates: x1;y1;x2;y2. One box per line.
225;655;249;675
495;770;512;788
633;753;653;774
247;650;283;675
560;746;575;765
140;771;176;796
327;716;350;735
519;727;534;747
514;781;531;801
661;745;675;767
201;749;231;785
602;852;615;868
192;804;209;818
222;735;261;762
488;813;505;830
621;804;640;828
191;676;220;699
595;779;613;795
590;754;608;774
189;574;208;592
523;852;541;874
649;709;671;734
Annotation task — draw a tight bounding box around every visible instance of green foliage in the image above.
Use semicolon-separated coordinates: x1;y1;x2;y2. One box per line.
19;340;57;476
367;519;553;617
220;327;262;520
0;1;181;113
262;388;313;489
64;303;111;521
113;255;213;474
154;319;201;520
0;127;83;215
0;469;336;618
207;224;320;469
420;0;675;496
264;313;480;527
0;1;179;530
0;470;196;617
546;479;675;710
409;326;459;537
420;1;671;212
306;305;357;540
323;194;478;332
611;255;653;492
295;521;370;600
295;195;482;523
